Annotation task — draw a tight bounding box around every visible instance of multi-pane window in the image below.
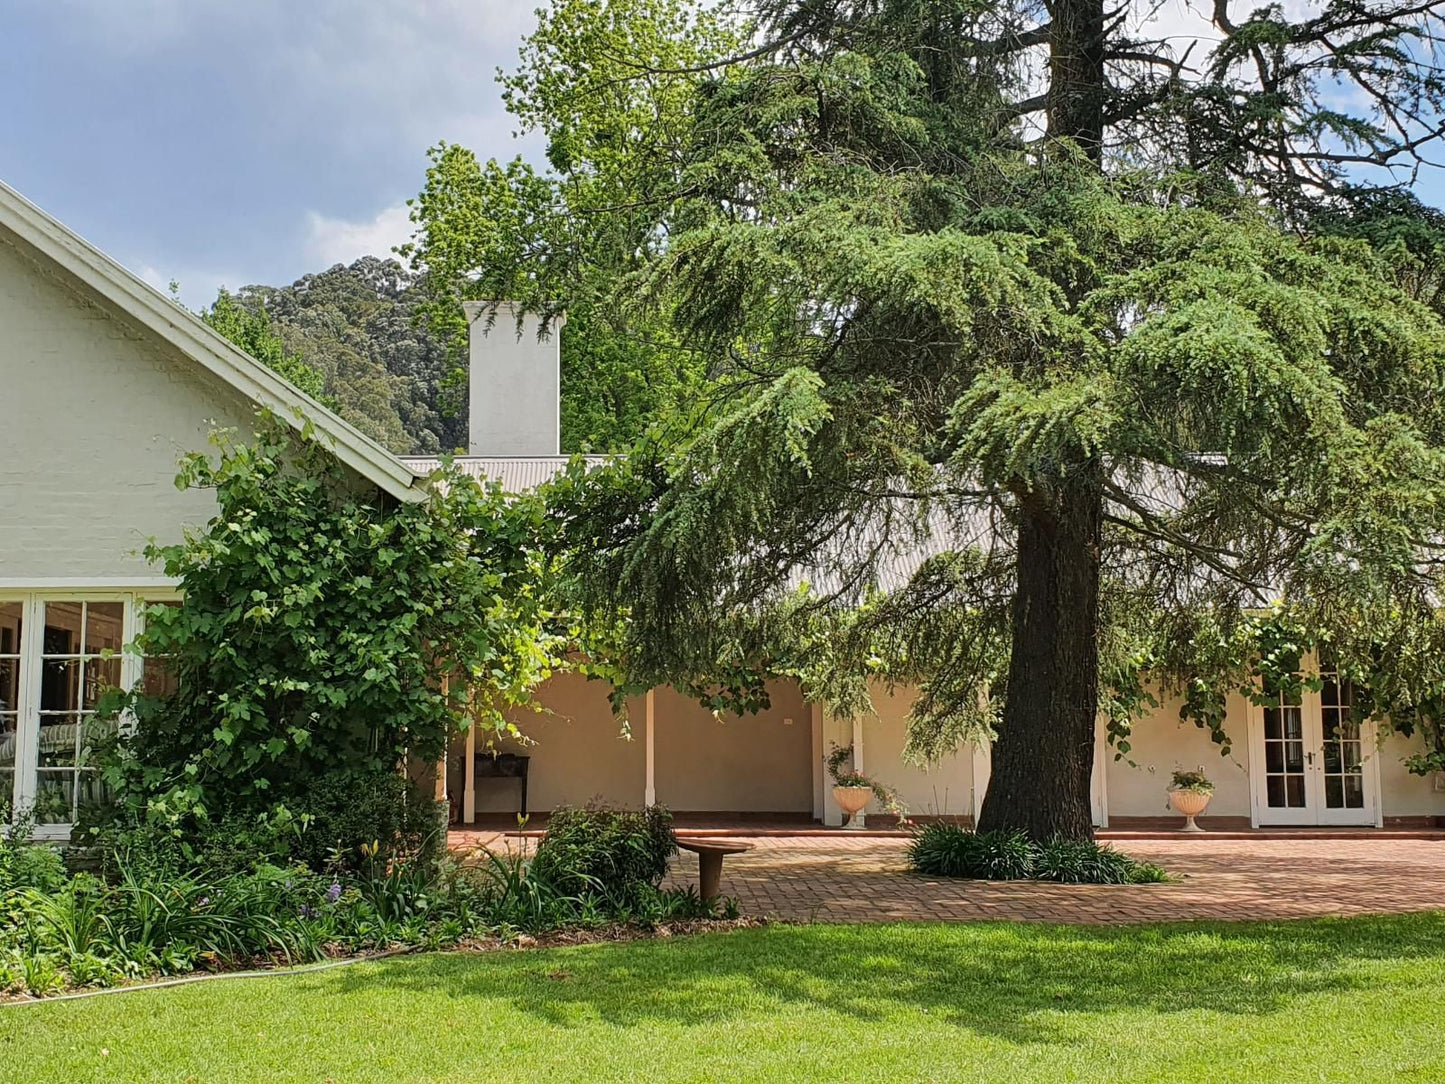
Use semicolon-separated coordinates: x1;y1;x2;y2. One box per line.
0;593;174;833
1254;652;1376;825
1320;665;1365;810
35;601;124;824
1262;672;1307;809
0;602;21;813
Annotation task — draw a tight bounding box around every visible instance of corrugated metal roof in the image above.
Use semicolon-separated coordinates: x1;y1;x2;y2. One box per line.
398;456;609;493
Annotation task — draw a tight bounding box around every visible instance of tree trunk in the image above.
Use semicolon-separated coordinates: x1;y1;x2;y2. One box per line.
971;0;1109;842
977;468;1103;841
1045;0;1106;157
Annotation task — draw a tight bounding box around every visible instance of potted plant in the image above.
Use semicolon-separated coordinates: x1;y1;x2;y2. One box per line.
1167;768;1215;833
825;743;908;829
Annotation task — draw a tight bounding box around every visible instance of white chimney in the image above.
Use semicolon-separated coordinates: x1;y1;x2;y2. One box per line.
464;300;563;456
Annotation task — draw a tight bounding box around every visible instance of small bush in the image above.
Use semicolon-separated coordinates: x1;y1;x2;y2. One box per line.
530;806;677;906
1034;837;1137;884
0;810;68;893
1126;861;1172;884
907;823;1167;884
81;770;437;878
284;771;437;874
907;824;1035;880
2;842;67;894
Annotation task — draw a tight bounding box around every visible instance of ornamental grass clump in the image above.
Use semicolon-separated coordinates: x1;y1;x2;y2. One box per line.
907;823;1169;884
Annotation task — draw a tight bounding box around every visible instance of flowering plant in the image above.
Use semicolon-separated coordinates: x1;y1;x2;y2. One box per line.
825;742;909;822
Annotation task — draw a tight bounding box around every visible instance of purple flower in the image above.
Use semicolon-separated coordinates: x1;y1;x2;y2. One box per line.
299;904;315;919
326;882;342;904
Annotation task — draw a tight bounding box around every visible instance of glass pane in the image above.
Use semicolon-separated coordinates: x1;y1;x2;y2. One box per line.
85;602;124;654
1264;708;1281;741
1283;708;1303;741
75;773;111;822
34;772;74;824
38;718;79;767
0;768;13;811
42;603;83;651
1323;740;1342;773
1344;775;1364;808
1340;717;1360;742
39;659;78;712
1285;741;1304;772
1343;743;1361;771
1286;775;1307;807
1322;709;1340;741
82;656;122;709
0;658;17;713
1266;743;1283;773
1322;678;1339;708
1325;776;1343;808
0;714;15;768
81;714;119;753
0;601;21;656
1267;775;1285;808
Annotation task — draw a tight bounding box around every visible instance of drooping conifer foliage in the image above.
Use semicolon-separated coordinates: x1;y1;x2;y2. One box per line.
430;0;1445;839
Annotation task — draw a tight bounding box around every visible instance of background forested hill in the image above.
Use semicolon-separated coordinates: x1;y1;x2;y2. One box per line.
221;258;464;456
216;254;705;457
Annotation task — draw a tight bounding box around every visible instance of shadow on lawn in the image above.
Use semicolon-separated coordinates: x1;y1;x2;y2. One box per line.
327;912;1445;1045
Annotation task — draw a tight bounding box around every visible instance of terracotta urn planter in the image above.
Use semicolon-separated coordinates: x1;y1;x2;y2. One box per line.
1168;787;1212;833
832;785;872;829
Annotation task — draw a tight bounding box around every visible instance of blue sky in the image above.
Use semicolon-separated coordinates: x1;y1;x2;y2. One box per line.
4;1;1443;309
3;1;544;306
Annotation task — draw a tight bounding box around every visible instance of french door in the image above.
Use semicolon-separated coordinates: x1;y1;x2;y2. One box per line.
1250;660;1380;827
0;593;153;839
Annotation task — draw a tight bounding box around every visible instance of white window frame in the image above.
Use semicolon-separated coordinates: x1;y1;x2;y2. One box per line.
0;589;178;841
1245;654;1384;829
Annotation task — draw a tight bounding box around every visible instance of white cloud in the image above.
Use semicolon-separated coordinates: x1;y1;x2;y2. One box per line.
134;262;251;310
304;201;414;268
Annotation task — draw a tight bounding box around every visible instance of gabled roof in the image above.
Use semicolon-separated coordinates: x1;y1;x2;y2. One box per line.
0;181;424;502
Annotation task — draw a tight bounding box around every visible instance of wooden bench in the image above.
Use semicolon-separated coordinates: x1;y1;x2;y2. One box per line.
676;838;754;900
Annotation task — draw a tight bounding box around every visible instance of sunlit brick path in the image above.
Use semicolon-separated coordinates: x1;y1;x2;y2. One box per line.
453;830;1445;924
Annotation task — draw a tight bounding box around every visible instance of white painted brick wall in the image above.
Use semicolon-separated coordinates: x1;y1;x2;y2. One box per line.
0;235;255;579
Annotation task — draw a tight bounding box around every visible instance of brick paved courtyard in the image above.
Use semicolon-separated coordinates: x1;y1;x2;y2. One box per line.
455;831;1445;924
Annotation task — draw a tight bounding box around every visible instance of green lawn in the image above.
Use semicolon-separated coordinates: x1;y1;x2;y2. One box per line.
4;914;1444;1083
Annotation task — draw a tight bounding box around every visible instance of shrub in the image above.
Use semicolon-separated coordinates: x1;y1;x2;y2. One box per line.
95;414;559;831
907;823;1168;884
907;824;1035;880
284;771;438;874
81;770;438;878
0;810;67;893
530;806;677;906
1034;837;1138;885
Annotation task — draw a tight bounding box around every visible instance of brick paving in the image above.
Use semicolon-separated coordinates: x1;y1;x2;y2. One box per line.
455;830;1445;924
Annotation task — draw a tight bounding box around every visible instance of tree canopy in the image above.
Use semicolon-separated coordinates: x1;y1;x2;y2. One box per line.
102;414;560;828
201;289;331;405
400;0;743;451
414;0;1445;839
